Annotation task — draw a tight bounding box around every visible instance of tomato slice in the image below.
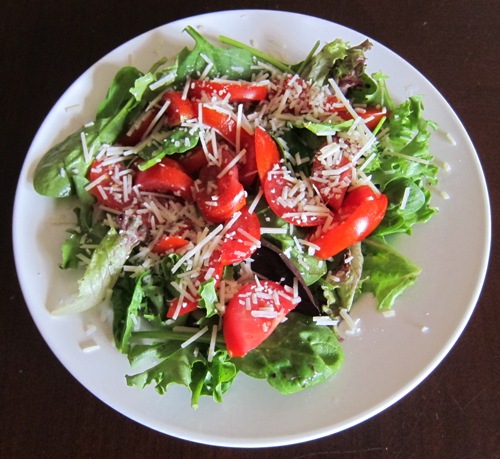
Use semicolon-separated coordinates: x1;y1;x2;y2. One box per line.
166;296;198;319
195;149;246;223
311;147;353;211
254;126;281;184
118;108;159;146
135;158;195;201
308;186;388;259
175;146;208;177
263;166;330;227
152;235;190;254
336;106;389;130
223;280;298;358
162;91;196;126
189;80;268;103
219;206;261;265
87;159;134;210
198;105;257;187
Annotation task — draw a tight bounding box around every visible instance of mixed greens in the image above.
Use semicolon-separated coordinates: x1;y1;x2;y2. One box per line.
34;26;439;407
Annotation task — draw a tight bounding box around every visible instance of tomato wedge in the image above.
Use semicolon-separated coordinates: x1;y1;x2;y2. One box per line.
166;296;198;319
263;167;330;227
175;146;208;177
118;108;159;146
219;206;261;265
311;147;353;211
152;235;190;254
162;91;196;126
223;280;298;357
189;80;268;103
87;159;134;211
336;106;389;131
135;158;195;201
255;126;281;184
198;105;257;187
308;185;388;259
195;149;246;223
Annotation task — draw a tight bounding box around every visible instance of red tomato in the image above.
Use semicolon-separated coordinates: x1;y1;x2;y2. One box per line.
118;108;159;146
195;149;246;223
162;91;196;126
254;126;281;184
311;150;352;211
166;296;198;319
135;158;195;201
308;186;388;259
223;280;298;357
87;159;134;211
152;235;190;254
197;105;257;187
175;146;209;177
188;80;268;103
263;167;330;227
219;206;261;265
336;106;389;130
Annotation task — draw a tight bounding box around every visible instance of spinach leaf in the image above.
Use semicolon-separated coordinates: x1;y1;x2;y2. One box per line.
136;127;199;170
235;313;344;394
178;26;258;82
34;66;144;198
361;237;421;310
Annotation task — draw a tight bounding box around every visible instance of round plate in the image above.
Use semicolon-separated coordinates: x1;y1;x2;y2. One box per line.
13;10;490;447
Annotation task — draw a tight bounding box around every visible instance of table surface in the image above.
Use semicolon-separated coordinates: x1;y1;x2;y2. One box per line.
2;1;499;457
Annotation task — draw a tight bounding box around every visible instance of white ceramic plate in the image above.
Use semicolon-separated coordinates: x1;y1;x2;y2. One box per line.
13;10;490;448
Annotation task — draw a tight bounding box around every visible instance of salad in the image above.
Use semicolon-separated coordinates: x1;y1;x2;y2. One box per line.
33;26;439;407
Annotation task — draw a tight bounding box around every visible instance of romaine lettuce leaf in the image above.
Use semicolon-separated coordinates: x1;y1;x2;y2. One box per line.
52;225;141;315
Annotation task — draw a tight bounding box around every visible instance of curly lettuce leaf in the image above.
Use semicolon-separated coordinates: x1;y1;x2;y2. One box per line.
126;340;238;408
366;95;439;236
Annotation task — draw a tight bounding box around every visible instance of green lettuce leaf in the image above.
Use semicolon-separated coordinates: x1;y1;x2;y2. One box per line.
52;225;141;315
235;313;344;394
361;237;421;310
126;339;238;408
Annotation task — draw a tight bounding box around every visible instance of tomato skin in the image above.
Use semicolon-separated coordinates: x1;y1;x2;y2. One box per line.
134;158;195;201
175;146;209;177
263;168;329;227
197;105;257;187
88;159;133;210
254;126;280;184
219;206;261;265
223;280;297;358
311;151;352;211
195;149;247;223
189;80;268;103
167;296;198;319
336;107;389;130
152;235;190;254
118;109;159;146
308;186;388;259
162;91;196;126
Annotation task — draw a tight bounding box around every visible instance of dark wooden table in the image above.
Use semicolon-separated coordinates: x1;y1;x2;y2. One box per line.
2;1;499;457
